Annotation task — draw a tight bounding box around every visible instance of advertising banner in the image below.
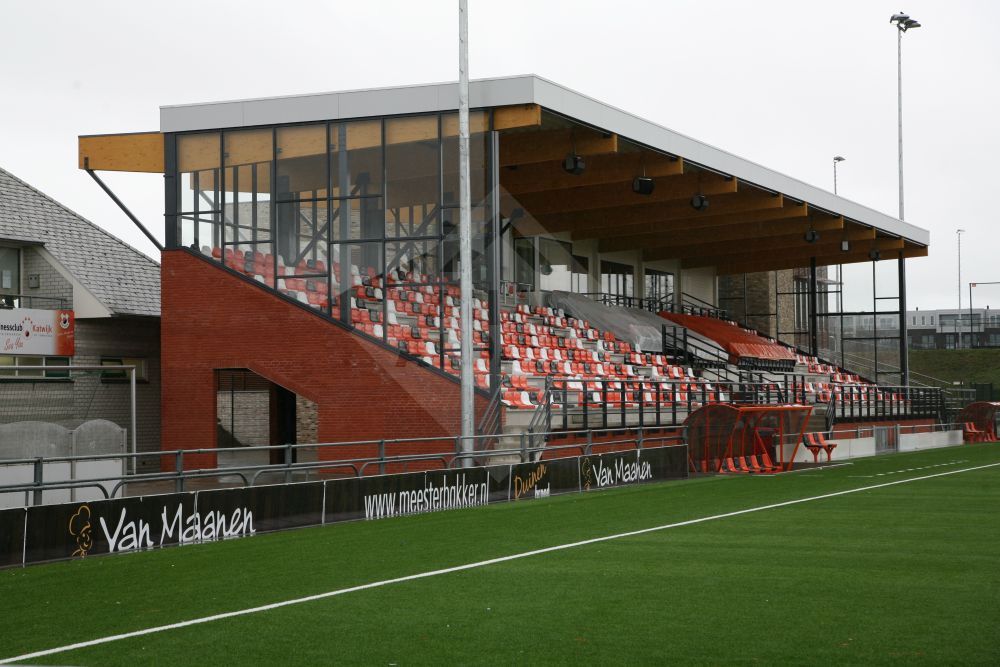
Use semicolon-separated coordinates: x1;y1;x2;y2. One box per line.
0;308;75;356
3;445;690;568
23;492;197;565
324;476;364;524
195;482;324;535
0;508;25;568
486;464;513;504
506;456;581;501
580;445;688;493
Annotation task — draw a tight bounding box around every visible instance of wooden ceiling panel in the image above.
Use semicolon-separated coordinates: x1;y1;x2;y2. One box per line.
500;152;683;195
510;172;737;218
545;191;785;238
499;128;618;167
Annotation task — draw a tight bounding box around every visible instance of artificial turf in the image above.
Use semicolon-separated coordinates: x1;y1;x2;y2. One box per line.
2;443;998;665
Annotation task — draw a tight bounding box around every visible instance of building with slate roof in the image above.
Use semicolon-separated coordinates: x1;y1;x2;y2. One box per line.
0;166;161;466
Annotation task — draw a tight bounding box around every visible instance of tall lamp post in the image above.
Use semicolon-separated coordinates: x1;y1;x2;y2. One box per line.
890;12;920;383
833;156;845;195
458;0;474;461
889;12;921;220
957;228;966;347
833;156;845;314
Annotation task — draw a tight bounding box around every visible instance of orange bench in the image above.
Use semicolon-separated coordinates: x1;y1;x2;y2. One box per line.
963;422;988;443
803;432;837;462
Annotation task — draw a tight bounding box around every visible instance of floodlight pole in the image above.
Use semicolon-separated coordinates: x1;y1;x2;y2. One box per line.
969;282;975;349
896;25;905;221
833;156;845;314
458;0;475;465
957;229;965;347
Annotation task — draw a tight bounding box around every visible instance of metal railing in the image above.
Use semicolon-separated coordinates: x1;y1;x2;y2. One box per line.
500;280;533;307
0;293;70;310
2;414;975;509
543;378;787;431
0;425;685;507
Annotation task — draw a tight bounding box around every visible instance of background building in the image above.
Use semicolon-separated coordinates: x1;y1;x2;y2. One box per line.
0;167;161;469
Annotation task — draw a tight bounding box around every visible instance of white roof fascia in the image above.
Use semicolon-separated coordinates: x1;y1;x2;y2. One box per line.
160;74;928;246
36;247;113;319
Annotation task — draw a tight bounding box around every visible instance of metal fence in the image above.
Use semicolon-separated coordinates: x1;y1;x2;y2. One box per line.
0;426;684;507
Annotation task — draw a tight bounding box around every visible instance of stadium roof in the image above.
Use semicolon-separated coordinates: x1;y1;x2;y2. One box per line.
0;167;160;317
81;75;929;273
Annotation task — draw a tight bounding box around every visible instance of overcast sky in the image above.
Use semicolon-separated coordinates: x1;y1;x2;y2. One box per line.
2;0;997;310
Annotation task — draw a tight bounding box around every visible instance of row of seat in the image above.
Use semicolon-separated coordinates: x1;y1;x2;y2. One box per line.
200;244;905;418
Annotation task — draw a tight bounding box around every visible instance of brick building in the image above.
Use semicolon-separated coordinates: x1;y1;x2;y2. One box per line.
0;167;160;468
77;75;930;468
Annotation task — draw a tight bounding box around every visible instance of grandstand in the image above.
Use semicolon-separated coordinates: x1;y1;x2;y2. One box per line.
76;75;934;471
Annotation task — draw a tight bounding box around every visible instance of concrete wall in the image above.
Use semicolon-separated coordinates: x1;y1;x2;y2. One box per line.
679;267;716;306
898;429;964;452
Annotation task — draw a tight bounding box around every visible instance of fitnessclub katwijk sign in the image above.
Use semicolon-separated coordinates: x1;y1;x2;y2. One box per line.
0;308;75;356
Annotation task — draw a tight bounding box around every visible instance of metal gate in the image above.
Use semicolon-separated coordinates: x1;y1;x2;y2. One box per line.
874;425;899;454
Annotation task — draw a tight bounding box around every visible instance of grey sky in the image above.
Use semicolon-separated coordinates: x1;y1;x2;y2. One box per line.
1;0;997;310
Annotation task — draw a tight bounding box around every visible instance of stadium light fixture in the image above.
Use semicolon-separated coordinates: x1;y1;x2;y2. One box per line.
690;194;709;211
869;248;882;261
632;153;654;195
804;229;820;244
632;176;655;195
563;154;586;175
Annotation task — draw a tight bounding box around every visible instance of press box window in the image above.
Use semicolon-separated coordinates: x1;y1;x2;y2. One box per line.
101;357;148;382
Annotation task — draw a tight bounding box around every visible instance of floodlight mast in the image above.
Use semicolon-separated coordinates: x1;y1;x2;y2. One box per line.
890;11;921;220
458;0;475;465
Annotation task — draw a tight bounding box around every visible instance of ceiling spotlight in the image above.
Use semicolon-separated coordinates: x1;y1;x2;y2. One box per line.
563;154;586;175
869;249;882;261
841;240;851;252
804;229;820;244
690;194;709;211
632;176;655;195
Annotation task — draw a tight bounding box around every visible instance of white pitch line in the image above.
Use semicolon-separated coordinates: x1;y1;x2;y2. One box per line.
4;460;1000;665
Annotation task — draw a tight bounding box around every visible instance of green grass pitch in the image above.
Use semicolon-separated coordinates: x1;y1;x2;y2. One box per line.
2;443;999;665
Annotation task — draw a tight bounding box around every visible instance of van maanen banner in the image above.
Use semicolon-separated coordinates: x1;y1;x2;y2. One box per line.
0;445;688;567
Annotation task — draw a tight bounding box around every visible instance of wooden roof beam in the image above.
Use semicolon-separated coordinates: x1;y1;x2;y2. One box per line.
696;238;908;273
638;219;870;261
714;244;926;275
79;132;164;173
510;172;737;218
499;128;618;168
546;191;784;238
493;104;542;130
500;152;683;195
606;208;823;254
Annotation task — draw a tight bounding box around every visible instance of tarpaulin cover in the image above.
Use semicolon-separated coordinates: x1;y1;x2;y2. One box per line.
547;291;664;352
659;312;797;365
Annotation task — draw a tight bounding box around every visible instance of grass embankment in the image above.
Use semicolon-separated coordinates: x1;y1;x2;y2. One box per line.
910;348;1000;391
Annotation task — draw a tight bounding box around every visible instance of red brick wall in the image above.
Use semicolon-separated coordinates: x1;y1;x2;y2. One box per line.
161;250;485;470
